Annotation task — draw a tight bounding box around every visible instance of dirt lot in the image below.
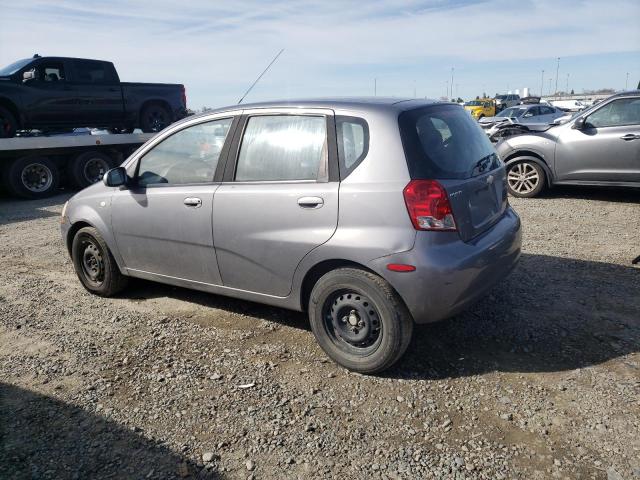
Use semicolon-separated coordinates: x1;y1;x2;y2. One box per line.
1;187;639;480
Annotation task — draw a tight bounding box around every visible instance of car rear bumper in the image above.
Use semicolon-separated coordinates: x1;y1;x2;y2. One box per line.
370;207;522;324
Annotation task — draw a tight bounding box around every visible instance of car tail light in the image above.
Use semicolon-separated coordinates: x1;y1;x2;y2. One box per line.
181;86;187;108
403;180;457;231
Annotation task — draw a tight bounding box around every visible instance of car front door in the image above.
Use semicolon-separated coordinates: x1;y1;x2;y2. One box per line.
554;97;640;183
111;115;238;284
67;60;124;126
212;109;339;297
21;59;78;126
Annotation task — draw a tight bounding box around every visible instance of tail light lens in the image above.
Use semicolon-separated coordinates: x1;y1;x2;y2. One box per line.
403;180;457;231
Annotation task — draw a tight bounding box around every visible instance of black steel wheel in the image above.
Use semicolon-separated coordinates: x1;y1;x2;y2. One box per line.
71;227;128;296
140;103;171;133
308;268;413;373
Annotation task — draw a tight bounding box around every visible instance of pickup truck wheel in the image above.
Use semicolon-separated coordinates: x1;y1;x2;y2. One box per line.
70;151;113;189
0;106;18;138
72;227;129;296
4;155;60;199
308;268;414;374
506;161;546;198
140;104;171;133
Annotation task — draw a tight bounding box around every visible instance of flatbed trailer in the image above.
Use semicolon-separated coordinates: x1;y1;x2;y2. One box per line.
0;132;154;198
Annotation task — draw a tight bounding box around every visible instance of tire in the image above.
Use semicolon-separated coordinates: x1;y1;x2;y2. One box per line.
71;226;128;297
139;103;171;133
506;160;546;198
3;155;60;199
308;268;414;374
69;151;113;189
0;106;18;138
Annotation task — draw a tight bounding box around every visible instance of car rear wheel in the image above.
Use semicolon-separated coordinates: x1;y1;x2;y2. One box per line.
3;155;60;198
506;161;546;198
70;151;113;189
71;227;128;296
308;268;413;374
0;106;17;138
140;103;171;133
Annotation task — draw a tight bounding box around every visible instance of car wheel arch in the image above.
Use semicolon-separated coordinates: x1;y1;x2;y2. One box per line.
67;218;127;274
0;97;22;126
504;152;554;186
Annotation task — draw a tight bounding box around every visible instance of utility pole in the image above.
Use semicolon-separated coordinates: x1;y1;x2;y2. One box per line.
555;57;560;97
374;78;377;96
548;78;552;96
566;73;569;95
450;67;454;99
445;80;449;99
455;83;459;99
413;80;416;98
541;70;544;97
626;72;629;90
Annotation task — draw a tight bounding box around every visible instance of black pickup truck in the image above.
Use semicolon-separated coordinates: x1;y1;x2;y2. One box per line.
0;55;187;137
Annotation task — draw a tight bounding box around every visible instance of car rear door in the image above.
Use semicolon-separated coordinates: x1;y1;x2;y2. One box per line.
554;97;640;182
111;114;239;284
212;108;339;297
68;60;124;125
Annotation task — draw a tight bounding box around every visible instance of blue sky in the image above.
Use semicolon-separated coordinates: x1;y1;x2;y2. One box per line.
1;0;638;109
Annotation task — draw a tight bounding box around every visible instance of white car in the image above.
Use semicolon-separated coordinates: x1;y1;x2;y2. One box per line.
550;99;587;112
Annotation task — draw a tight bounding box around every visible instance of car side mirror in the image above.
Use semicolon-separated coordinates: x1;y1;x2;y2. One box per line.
572;117;586;130
22;69;35;82
103;167;128;187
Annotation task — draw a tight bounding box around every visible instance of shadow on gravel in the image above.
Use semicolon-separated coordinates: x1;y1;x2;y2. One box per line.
0;383;224;480
0;192;72;226
539;185;640;204
388;253;640;380
124;280;310;331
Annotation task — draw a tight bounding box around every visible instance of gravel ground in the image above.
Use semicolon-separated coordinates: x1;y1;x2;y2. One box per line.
1;186;639;480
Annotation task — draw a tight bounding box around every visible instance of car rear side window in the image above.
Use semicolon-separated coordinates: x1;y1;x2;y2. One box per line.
336;116;369;177
73;60;116;83
235;115;328;182
137;117;233;186
399;104;500;179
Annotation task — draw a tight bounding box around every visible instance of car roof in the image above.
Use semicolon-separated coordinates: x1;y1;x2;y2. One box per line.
190;97;448;119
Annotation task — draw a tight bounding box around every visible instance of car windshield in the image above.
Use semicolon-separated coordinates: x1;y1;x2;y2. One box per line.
495;95;507;100
497;107;527;118
399;104;499;179
464;101;484;106
0;58;32;76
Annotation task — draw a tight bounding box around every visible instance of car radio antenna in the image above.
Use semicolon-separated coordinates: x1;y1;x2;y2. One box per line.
237;48;285;104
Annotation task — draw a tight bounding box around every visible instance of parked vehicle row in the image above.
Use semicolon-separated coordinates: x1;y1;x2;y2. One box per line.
0;55;187;138
61;98;522;373
497;90;640;197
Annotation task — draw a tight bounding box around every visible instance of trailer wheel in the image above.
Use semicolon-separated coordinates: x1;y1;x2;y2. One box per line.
0;106;18;138
4;155;60;199
70;151;113;189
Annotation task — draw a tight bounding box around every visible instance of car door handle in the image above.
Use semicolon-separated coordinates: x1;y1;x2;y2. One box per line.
183;197;202;208
620;134;640;141
297;196;324;209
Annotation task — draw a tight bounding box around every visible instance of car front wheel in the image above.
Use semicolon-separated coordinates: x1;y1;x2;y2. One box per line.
71;227;128;296
308;268;413;374
506;161;546;198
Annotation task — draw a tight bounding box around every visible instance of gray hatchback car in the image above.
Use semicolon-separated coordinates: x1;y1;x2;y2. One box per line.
61;98;522;373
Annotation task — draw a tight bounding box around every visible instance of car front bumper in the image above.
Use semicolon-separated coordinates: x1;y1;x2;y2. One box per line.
370;207;522;324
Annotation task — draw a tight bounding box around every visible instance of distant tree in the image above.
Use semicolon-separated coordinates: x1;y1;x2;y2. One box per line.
456;97;463;103
483;92;487;98
570;89;574;95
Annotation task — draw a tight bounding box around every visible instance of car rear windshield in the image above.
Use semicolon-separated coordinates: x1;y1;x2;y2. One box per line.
398;104;500;179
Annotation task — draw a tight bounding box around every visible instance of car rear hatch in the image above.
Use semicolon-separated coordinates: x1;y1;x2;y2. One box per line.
399;103;508;242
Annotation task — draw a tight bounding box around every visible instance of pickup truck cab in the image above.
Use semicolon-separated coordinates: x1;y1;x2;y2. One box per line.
464;99;496;119
0;55;187;137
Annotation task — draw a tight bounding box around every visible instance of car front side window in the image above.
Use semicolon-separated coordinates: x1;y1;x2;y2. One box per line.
136;117;233;186
586;98;640;128
235;115;328;182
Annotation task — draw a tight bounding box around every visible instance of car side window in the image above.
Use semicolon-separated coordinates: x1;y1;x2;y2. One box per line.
36;62;65;82
235;115;328;182
337;116;369;177
73;61;113;84
137;117;233;186
586;98;640;128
